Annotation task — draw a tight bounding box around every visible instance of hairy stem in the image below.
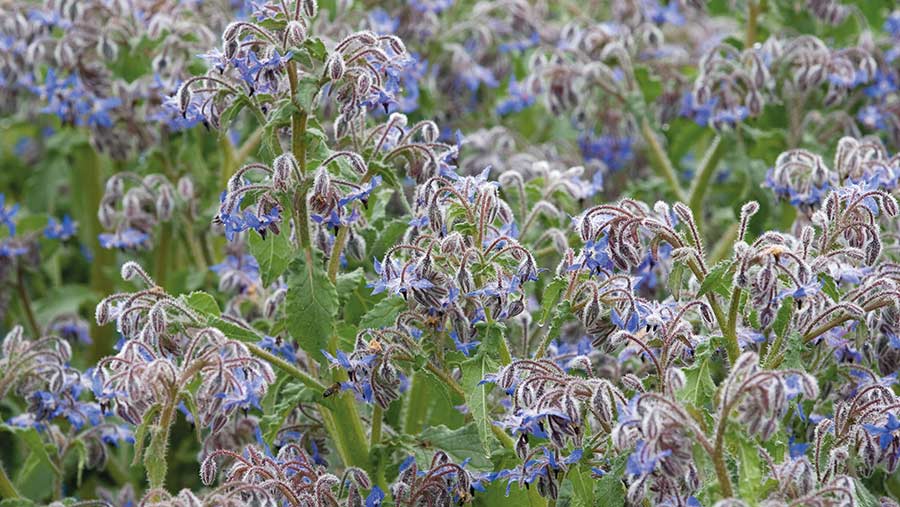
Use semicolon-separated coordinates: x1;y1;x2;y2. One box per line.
71;146;114;361
370;404;383;448
247;342;326;392
745;0;760;47
687;135;725;220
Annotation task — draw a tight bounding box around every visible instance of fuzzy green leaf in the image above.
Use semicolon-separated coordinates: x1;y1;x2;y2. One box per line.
460;351;499;456
359;296;405;329
415;424;492;469
285;252;338;359
698;260;734;298
538;277;566;326
248;230;294;287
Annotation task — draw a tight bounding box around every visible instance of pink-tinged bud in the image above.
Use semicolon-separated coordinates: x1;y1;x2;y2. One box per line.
301;0;318;18
326;54;345;81
286;21;307;47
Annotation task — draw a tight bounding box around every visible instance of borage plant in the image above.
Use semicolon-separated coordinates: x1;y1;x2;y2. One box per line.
1;1;900;506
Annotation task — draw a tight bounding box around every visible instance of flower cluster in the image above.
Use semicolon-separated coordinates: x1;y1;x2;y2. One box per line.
5;2;900;507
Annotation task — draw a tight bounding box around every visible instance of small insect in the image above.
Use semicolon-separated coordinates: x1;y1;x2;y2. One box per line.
322;382;342;398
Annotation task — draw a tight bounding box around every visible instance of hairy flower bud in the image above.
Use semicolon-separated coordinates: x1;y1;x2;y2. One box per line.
273;153;299;192
302;0;318;18
326;54;345;81
286;21;307;47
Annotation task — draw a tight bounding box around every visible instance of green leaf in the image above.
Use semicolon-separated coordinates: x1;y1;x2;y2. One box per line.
359;296;406;329
538;277;566;326
144;423;168;488
248;230;294;287
678;343;716;410
698;260;734;298
303;37;328;62
259;380;318;445
460;351;500;456
404;369;455;434
782;332;804;370
0;500;37;507
668;262;686;300
131;404;162;466
367;218;409;261
179;392;203;443
217;98;247;133
294;76;321;111
0;424;56;485
415;424;493;469
569;465;597;507
595;454;627;507
773;296;794;339
336;268;366;297
284;252;338;359
730;430;765;499
543;300;573;350
820;274;839;302
33;285;97;324
181;291;221;316
261;98;295;157
852;478;881;507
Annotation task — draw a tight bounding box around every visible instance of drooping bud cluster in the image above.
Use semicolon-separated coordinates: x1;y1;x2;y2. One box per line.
98;172;193;250
93;262;274;430
391;451;475;505
371;164;538;352
0;0;231;156
487;358;624;456
200;442;375;506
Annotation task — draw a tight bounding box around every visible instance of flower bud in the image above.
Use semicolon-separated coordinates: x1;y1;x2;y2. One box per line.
301;0;318;18
286;20;307;47
326;54;345;81
273;153;299;192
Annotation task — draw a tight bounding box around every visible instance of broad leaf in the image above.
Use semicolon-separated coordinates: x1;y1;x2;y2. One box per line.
460;351;500;456
415;424;492;469
698;260;734;298
359;296;405;329
538;277;566;326
248;230;294;287
285;252;338;359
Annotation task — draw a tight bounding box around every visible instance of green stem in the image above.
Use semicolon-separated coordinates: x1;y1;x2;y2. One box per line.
725;287;742;358
247;342;325;392
327;226;349;283
146;398;177;489
0;460;19;499
320;393;371;470
713;403;737;497
370;404;383;448
687;135;725;220
686;261;739;363
403;372;430;434
219;135;237;191
490;424;516;450
154;222;172;288
71;145;114;361
639;117;687;203
745;0;760;47
15;266;40;337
